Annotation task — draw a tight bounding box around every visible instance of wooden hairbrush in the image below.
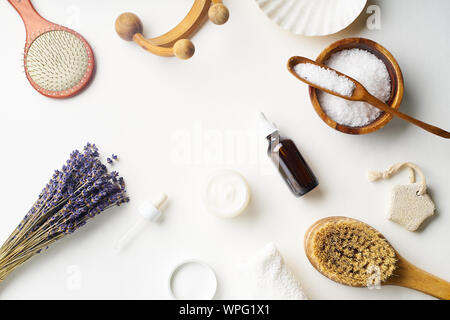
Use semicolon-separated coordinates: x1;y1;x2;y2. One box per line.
8;0;95;98
305;217;450;300
115;0;229;60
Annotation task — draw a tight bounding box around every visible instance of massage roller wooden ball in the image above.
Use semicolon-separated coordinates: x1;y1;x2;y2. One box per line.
115;0;229;60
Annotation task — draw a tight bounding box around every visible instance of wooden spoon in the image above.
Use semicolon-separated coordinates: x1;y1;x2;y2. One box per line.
305;216;450;300
288;56;450;139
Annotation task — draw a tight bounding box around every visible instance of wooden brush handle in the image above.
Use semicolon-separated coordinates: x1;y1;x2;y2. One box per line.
387;255;450;300
8;0;51;35
364;94;450;139
8;0;35;13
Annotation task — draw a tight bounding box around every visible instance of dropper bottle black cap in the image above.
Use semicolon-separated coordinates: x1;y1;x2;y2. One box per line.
260;112;319;197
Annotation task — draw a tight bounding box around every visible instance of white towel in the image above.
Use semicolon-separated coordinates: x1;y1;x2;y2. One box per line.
235;243;308;300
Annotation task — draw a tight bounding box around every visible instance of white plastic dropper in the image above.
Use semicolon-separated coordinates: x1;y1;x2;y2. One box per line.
259;112;279;138
114;193;168;252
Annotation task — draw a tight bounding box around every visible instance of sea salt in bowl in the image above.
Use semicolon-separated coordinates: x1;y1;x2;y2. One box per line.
309;38;404;135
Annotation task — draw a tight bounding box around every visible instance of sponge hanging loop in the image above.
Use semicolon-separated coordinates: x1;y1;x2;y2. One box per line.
368;162;427;195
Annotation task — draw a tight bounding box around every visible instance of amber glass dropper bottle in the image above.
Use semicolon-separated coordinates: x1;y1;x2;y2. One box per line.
260;113;318;197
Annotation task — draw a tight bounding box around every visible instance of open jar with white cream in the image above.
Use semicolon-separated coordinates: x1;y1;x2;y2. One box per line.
203;170;251;218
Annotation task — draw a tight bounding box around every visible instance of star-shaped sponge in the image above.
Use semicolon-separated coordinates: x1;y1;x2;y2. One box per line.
388;183;435;231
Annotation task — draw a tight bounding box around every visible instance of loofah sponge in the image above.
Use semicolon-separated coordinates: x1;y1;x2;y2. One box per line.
388;183;435;231
368;163;435;231
310;219;397;286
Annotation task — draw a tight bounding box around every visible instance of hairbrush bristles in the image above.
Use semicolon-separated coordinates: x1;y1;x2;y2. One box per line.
25;30;90;93
309;219;397;286
9;0;95;98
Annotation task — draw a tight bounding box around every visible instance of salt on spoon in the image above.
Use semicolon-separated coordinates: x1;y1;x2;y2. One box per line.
294;63;356;98
287;56;450;139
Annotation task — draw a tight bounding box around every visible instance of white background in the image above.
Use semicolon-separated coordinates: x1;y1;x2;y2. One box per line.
0;0;449;300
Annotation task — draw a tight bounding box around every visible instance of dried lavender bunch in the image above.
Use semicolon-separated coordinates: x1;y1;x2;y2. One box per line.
0;143;129;282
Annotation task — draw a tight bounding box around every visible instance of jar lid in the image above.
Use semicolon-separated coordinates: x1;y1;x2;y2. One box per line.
169;260;217;300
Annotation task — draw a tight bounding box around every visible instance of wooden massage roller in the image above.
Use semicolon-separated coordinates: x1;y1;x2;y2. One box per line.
115;0;229;60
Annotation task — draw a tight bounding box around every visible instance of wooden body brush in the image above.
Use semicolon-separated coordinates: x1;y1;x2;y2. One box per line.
305;217;450;300
8;0;95;98
115;0;229;60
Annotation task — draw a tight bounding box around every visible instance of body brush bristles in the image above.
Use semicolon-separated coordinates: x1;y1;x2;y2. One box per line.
306;217;397;287
0;144;129;282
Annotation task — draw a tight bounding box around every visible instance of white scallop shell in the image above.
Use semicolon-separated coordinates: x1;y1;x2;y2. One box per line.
255;0;367;36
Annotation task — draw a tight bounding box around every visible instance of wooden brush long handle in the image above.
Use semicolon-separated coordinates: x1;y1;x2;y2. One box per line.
387;255;450;300
364;94;450;139
8;0;34;12
8;0;50;35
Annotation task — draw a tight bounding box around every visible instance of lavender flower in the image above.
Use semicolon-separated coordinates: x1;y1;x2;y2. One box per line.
0;143;129;282
107;154;118;165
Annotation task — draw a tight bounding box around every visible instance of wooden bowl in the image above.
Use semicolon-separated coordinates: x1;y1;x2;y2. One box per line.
309;38;404;135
